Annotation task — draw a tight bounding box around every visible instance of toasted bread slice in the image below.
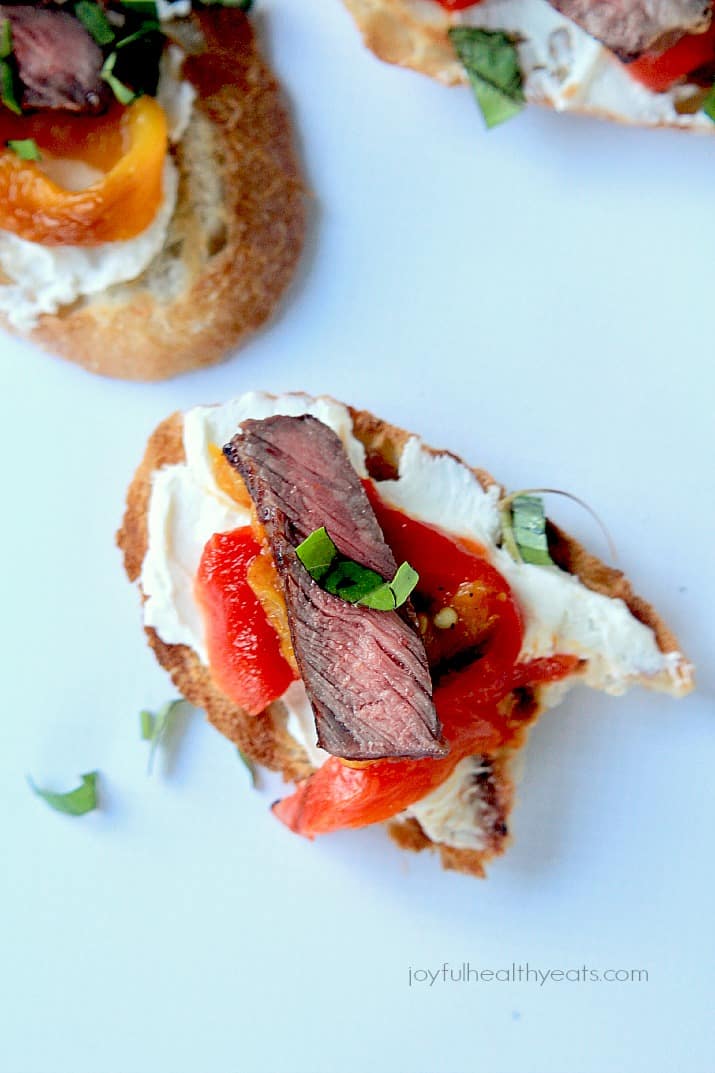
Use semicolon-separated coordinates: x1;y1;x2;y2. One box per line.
118;398;692;876
342;0;714;132
2;12;306;381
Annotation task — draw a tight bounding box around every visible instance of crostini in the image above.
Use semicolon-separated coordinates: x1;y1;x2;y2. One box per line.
0;3;305;379
118;392;693;876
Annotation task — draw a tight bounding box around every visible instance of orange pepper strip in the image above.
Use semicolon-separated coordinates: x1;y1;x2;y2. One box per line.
0;96;167;246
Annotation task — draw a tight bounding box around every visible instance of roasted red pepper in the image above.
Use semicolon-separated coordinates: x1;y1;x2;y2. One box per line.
195;528;297;715
627;21;715;92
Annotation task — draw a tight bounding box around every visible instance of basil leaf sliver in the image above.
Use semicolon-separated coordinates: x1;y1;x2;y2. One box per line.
295;526;338;581
28;771;99;815
6;138;41;161
139;709;155;741
119;0;158;16
0;60;20;115
74;1;115;46
101;51;136;105
0;19;12;60
296;527;419;612
511;495;554;566
359;562;419;610
146;699;185;774
324;560;384;602
449;27;525;129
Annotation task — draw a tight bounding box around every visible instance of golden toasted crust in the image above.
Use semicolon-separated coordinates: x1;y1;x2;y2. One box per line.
343;0;465;84
118;396;692;876
342;0;710;131
5;12;306;381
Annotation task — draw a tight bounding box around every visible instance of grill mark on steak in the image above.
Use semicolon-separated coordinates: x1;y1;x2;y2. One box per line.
547;0;712;59
1;5;111;113
224;415;446;761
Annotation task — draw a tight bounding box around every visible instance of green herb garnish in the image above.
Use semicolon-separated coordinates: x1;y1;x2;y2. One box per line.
295;527;419;611
506;495;554;566
0;60;20;115
118;0;158;15
115;21;160;50
75;1;115;46
139;708;155;741
28;771;99;816
6;138;41;161
237;748;258;788
449;27;525;129
141;699;187;774
101;51;136;105
0;18;12;60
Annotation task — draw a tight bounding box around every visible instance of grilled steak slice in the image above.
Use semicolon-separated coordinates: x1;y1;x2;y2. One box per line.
547;0;711;59
224;414;446;761
1;5;111;113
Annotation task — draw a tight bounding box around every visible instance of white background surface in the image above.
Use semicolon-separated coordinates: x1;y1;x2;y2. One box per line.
1;3;713;1072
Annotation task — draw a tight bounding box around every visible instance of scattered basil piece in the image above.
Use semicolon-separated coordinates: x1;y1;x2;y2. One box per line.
101;51;136;105
0;18;12;60
0;60;20;115
294;526;337;581
119;0;158;15
6;138;41;161
703;86;715;122
75;1;115;46
295;527;419;611
449;27;525;129
360;561;420;611
237;748;258;788
115;21;160;50
139;709;155;741
501;495;554;566
511;496;554;565
324;559;385;602
142;698;186;774
28;771;99;816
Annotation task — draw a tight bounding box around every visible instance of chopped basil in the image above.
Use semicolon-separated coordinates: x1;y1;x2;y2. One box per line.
101;51;136;105
119;0;158;15
139;708;155;741
0;18;12;60
6;138;41;161
509;495;554;566
360;562;419;611
295;527;419;611
0;60;20;115
75;1;116;46
115;21;160;49
449;27;525;129
28;771;99;816
142;698;187;773
294;525;337;581
237;747;258;788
